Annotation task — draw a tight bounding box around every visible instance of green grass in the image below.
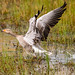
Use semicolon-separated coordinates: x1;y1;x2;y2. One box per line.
0;0;75;75
0;52;75;75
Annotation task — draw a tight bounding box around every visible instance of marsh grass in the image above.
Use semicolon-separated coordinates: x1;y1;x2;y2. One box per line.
0;0;75;75
45;54;50;75
0;52;75;75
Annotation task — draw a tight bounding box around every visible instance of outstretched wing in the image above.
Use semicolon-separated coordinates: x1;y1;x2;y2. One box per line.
24;2;67;45
24;16;37;45
36;2;67;41
24;6;44;45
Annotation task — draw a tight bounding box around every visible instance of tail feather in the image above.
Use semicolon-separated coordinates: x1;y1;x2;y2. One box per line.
32;45;52;56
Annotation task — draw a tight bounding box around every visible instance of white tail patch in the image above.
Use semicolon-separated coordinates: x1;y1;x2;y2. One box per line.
32;45;52;56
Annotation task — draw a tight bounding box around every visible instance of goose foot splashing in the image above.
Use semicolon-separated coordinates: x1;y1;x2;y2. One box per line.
2;2;67;57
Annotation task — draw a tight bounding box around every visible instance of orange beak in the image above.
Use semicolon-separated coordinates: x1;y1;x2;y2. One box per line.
2;29;6;32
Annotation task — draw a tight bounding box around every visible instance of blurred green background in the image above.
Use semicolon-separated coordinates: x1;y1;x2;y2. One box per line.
0;0;75;44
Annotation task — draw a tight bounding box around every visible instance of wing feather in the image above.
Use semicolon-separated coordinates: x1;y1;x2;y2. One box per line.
24;2;67;45
36;2;67;41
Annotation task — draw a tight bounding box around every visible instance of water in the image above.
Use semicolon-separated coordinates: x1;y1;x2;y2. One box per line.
50;50;75;64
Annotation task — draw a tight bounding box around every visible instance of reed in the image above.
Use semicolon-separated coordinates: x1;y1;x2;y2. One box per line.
0;0;75;75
